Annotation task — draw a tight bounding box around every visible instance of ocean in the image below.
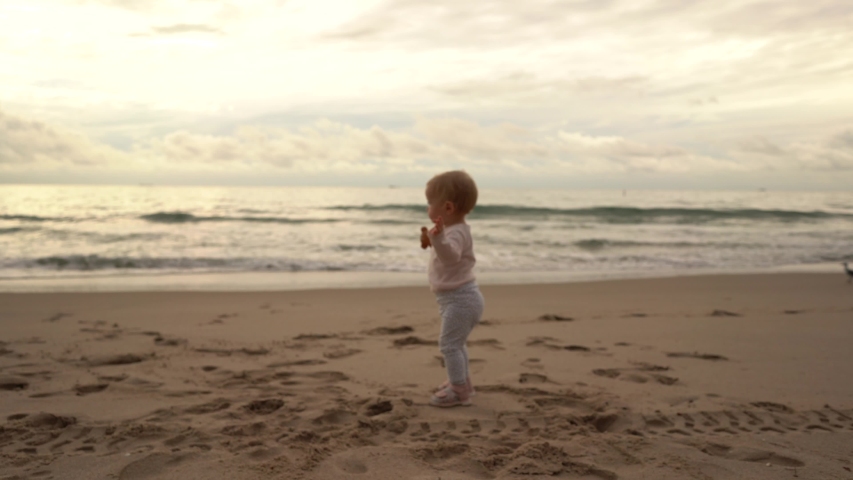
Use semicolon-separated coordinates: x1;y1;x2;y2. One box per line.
1;185;851;291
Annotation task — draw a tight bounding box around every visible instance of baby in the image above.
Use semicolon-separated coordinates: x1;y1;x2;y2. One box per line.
420;170;485;407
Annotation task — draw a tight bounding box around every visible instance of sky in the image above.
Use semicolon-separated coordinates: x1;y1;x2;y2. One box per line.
1;0;852;189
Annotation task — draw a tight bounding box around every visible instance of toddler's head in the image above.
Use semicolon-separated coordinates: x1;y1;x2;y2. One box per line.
426;170;478;215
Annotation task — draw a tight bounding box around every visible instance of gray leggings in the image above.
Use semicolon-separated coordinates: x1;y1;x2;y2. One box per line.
436;282;485;385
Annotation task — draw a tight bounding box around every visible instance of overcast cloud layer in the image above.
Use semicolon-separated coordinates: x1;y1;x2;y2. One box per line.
1;0;852;188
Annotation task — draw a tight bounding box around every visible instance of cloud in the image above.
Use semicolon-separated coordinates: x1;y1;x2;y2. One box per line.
30;79;91;90
738;136;786;156
0;108;124;166
138;118;746;175
737;129;853;171
323;0;614;46
828;130;853;150
3;107;852;181
689;96;719;107
151;23;223;35
556;132;741;174
324;0;853;48
432;72;647;105
131;24;225;37
74;0;155;11
143;121;435;170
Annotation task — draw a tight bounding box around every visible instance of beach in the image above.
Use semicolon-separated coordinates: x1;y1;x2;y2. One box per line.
1;272;852;479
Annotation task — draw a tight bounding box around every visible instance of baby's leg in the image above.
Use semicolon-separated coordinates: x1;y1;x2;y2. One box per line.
462;344;475;394
431;286;484;407
461;344;470;380
439;303;474;387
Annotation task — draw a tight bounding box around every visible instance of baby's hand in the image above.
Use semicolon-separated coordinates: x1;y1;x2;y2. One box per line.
429;216;444;236
420;227;431;249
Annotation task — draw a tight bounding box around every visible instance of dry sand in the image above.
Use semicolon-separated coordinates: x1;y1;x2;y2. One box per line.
1;273;852;479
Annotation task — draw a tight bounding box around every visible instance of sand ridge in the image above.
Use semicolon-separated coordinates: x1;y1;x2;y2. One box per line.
1;273;852;479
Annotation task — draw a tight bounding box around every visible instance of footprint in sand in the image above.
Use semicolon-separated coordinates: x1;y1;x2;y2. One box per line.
97;373;127;383
592;369;621;379
118;452;197;480
365;326;414;335
365;400;393;417
521;358;544;370
43;312;73;323
323;348;362;360
519;373;551;384
154;336;187;347
631;361;671;372
304;371;349;382
294;333;338;340
469;338;504;350
637;405;853;437
83;354;148;367
650;374;679;385
334;457;368;474
593;367;679;386
538;314;574;322
268;359;327;367
193;347;269;356
184;399;231;415
393;336;436;347
0;344;18;358
750;401;795;413
0;376;29;391
666;352;728;361
699;443;805;467
526;337;564;350
710;309;741;317
74;383;109;396
564;345;591;352
243;399;284;415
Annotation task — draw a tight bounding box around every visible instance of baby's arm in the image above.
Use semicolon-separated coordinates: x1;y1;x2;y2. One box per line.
429;229;464;264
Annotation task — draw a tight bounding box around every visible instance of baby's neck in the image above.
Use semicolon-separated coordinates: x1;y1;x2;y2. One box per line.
443;215;467;227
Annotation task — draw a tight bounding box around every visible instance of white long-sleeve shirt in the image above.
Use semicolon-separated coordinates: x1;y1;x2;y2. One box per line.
427;223;476;292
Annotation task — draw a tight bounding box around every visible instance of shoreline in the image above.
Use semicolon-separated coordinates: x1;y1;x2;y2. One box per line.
0;262;843;293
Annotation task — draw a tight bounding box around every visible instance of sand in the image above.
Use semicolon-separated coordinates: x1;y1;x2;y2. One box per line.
1;273;852;479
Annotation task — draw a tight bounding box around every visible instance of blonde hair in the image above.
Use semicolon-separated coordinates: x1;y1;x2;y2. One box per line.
426;170;478;214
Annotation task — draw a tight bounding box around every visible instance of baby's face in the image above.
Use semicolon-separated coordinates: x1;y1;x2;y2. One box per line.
426;196;443;223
